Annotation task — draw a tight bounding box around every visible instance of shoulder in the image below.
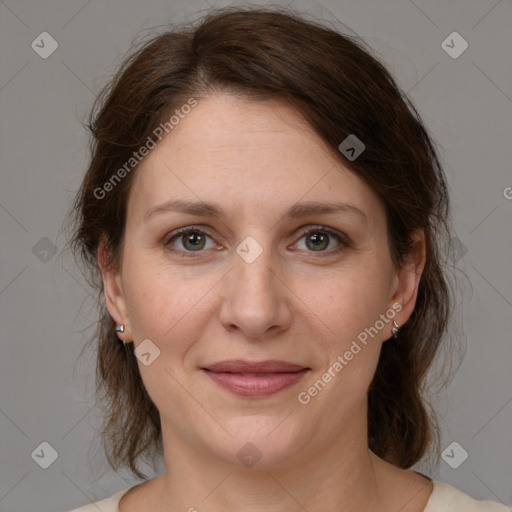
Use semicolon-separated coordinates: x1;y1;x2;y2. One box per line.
425;480;511;511
68;486;134;512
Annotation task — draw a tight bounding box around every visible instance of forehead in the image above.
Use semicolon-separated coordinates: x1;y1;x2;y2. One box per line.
127;94;385;225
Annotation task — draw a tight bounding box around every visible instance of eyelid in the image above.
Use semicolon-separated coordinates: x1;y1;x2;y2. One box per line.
166;225;217;246
165;224;214;241
290;225;351;252
297;224;350;242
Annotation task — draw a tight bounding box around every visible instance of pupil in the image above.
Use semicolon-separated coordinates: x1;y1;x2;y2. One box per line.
184;232;205;250
307;232;328;251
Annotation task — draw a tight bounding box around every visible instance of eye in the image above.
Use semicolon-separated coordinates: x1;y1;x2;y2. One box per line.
164;225;349;258
293;227;348;254
165;228;217;254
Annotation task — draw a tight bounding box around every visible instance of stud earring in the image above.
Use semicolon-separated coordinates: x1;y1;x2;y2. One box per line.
115;324;125;333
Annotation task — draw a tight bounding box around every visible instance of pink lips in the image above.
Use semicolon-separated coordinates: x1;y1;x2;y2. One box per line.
202;359;309;397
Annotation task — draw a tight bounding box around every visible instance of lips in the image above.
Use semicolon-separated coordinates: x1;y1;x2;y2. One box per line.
201;360;310;397
203;359;307;374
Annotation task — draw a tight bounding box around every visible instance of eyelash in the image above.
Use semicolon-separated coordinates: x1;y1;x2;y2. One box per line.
164;225;350;258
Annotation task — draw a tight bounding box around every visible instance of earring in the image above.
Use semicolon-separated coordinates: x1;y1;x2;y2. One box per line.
115;324;125;333
391;320;400;339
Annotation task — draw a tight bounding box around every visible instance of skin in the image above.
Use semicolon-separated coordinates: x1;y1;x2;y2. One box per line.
99;93;432;511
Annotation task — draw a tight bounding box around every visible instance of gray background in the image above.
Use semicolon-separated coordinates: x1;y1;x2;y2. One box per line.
0;0;511;511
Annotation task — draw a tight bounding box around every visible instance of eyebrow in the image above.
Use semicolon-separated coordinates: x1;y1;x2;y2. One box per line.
143;199;367;224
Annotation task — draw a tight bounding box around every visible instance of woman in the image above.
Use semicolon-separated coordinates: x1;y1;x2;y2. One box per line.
68;7;509;511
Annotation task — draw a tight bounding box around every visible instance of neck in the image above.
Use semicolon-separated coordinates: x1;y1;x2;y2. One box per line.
153;411;381;512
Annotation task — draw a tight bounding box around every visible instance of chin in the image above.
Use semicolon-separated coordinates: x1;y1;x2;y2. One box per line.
204;415;308;469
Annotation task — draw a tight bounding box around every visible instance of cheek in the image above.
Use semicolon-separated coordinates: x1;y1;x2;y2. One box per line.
298;290;387;418
121;252;220;346
298;264;392;398
307;266;392;346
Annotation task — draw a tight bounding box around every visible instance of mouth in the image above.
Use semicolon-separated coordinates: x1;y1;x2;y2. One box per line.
201;360;310;397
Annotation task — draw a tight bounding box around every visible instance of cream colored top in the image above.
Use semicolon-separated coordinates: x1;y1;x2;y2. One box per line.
69;480;511;511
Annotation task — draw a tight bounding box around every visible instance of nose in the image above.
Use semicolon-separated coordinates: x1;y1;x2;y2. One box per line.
218;245;293;339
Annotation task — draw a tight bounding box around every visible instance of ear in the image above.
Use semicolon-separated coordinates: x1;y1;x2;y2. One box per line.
388;229;426;331
97;236;132;343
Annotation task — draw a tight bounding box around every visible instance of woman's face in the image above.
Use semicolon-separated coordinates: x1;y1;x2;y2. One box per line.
102;93;422;468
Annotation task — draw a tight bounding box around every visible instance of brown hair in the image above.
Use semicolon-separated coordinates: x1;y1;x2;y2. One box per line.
69;6;452;479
